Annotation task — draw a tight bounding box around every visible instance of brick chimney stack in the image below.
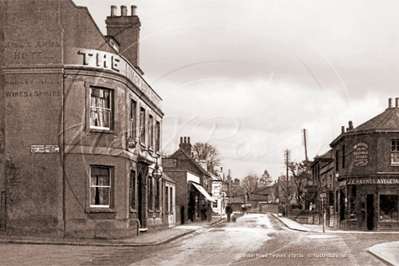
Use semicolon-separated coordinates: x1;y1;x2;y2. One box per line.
105;5;143;74
179;136;192;156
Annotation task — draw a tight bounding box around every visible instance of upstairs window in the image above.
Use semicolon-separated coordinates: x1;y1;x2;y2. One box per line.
342;145;345;169
90;88;112;130
131;100;137;139
155;121;161;153
140;108;146;145
335;150;339;171
391;140;399;165
149;115;154;149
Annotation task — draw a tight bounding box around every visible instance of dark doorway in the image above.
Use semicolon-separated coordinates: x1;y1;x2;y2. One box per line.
138;173;143;228
339;190;345;221
367;194;374;230
181;206;185;224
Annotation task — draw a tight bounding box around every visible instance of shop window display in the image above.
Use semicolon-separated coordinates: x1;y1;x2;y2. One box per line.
380;195;398;222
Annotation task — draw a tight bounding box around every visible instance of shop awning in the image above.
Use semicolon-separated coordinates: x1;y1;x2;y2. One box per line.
192;183;215;202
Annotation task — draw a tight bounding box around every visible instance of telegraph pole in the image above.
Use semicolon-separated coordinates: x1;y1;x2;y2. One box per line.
284;149;290;216
302;129;309;162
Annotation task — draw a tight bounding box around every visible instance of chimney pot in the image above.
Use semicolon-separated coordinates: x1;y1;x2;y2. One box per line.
349;121;353;130
110;5;117;17
389;98;392;108
341;126;345;134
396;98;399;108
121;5;127;16
180;137;183;143
184;137;187;143
188;137;190;144
131;5;137;16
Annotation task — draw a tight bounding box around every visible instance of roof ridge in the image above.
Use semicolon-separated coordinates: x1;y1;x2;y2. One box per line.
375;108;396;130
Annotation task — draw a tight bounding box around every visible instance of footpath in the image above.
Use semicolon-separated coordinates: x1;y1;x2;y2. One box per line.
271;214;399;266
0;215;226;247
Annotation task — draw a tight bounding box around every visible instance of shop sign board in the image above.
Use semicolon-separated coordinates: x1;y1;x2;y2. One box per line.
354;142;368;166
348;178;399;185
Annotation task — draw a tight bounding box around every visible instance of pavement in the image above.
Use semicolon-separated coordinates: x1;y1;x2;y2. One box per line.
271;213;399;266
0;215;227;247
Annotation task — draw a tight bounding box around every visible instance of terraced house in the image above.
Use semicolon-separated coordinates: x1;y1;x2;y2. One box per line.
0;0;170;238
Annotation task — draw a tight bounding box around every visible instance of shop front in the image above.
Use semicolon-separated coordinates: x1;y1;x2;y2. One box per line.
340;177;399;231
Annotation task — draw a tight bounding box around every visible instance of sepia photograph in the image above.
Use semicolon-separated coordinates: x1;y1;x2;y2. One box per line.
1;0;399;265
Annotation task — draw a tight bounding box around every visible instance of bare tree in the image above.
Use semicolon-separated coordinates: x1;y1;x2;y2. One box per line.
242;171;259;194
192;142;221;173
289;160;312;209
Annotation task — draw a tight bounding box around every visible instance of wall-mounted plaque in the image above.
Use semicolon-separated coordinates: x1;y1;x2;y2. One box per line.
354;143;368;166
31;145;59;153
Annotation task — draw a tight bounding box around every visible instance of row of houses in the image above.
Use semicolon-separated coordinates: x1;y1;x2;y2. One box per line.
310;98;399;231
0;0;228;239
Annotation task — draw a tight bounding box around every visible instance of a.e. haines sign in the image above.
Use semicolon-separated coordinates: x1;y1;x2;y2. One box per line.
348;178;399;185
66;48;161;107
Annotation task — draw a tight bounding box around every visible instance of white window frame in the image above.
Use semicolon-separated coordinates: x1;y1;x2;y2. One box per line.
90;87;112;131
90;166;112;208
391;140;399;165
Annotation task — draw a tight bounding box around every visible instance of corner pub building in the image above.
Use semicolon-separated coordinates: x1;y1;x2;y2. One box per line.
332;98;399;231
0;0;168;238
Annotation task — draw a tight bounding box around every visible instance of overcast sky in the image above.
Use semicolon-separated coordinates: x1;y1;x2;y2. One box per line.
74;0;399;180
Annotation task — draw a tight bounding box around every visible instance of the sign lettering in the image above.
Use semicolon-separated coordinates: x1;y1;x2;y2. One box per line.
354;142;368;166
5;91;61;97
347;178;399;185
74;49;161;107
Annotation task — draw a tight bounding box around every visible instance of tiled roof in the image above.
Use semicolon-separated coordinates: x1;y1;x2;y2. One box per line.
331;107;399;146
251;185;274;195
353;107;399;132
169;149;211;177
248;194;268;201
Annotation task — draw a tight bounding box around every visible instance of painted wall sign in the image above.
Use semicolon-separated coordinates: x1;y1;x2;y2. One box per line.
5;91;61;97
31;145;59;154
347;178;399;185
66;48;161;107
354;142;368;166
162;158;177;168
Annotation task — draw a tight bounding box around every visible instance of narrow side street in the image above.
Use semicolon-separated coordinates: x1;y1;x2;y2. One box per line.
0;214;396;266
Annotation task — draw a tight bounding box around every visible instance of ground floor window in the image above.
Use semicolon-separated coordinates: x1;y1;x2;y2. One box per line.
129;170;136;210
379;195;398;222
90;166;112;208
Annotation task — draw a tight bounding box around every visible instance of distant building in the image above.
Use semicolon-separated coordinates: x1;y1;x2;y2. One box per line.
163;137;214;224
310;150;335;225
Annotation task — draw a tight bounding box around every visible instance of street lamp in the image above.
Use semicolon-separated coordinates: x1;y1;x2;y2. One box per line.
141;148;162;180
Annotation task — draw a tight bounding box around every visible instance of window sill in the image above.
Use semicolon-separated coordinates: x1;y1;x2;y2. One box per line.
88;208;115;213
156;209;160;213
89;128;115;134
391;163;399;167
148;210;153;213
130;208;137;213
